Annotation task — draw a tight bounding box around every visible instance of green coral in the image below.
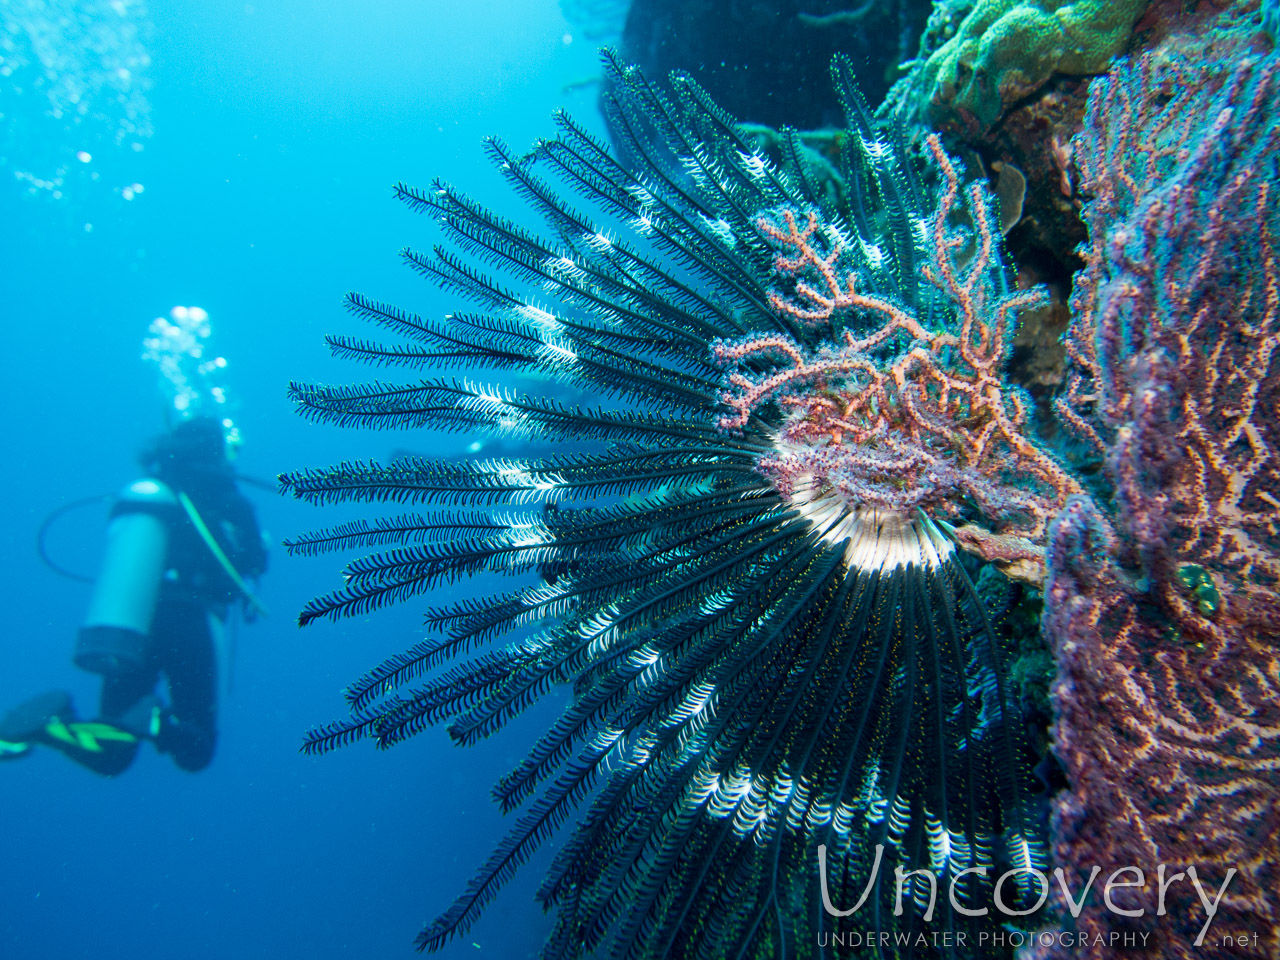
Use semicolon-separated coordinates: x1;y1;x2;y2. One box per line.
920;0;1149;130
1176;563;1221;618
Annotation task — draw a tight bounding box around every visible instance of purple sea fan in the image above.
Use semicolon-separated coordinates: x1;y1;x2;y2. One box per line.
1044;36;1280;960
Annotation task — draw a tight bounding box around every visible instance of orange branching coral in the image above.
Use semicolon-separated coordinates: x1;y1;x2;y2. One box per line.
715;135;1079;566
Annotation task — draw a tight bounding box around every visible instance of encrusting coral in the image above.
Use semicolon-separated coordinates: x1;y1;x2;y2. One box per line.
918;0;1149;132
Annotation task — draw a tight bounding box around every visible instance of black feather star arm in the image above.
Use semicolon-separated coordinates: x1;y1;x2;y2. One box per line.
283;50;1054;959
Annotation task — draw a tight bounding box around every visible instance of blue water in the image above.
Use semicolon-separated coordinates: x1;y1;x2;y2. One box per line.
0;3;602;957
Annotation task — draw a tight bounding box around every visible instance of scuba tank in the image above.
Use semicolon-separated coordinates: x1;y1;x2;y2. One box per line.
74;479;177;675
68;308;267;678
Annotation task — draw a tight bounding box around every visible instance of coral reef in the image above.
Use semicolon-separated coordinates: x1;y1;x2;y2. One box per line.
284;3;1280;957
893;3;1268;435
1041;37;1280;958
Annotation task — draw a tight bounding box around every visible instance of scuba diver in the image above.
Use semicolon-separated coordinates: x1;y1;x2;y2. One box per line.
0;415;267;775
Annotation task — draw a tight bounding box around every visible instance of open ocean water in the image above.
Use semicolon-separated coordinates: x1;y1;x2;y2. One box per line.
0;3;601;957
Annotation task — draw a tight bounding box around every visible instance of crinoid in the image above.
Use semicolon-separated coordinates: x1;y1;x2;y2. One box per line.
282;52;1056;959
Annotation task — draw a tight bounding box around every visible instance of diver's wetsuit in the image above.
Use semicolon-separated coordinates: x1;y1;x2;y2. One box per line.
0;464;267;775
76;473;267;775
97;599;218;772
1;416;267;775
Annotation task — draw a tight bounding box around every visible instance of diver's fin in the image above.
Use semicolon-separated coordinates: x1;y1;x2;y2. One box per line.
0;690;144;775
